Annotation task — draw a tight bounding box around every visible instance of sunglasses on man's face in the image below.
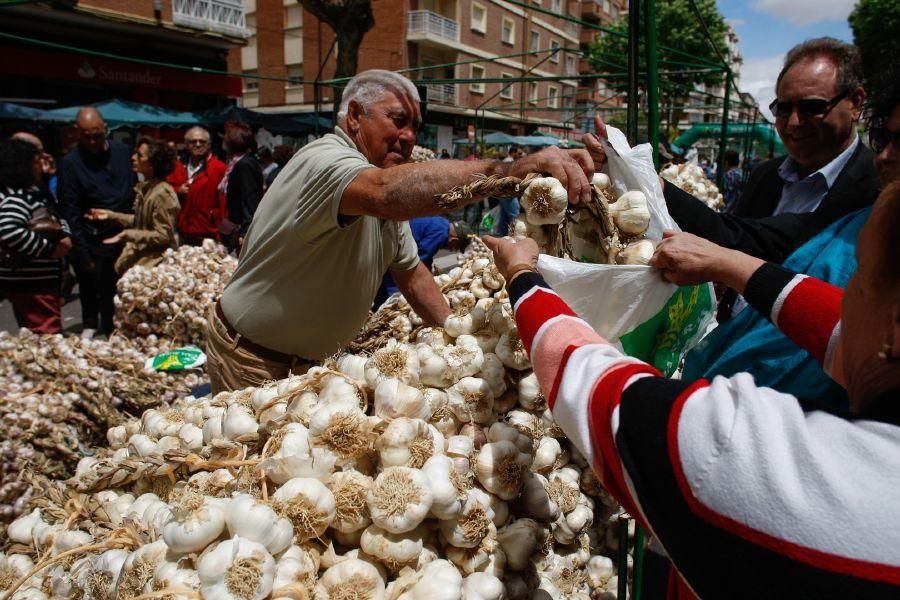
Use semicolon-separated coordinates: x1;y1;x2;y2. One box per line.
186;139;209;146
869;127;900;154
769;91;849;119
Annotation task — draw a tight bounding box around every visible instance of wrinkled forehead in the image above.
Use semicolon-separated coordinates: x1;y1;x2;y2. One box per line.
378;85;422;128
777;56;840;98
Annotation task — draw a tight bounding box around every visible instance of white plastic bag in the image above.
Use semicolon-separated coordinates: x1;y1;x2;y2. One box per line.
537;126;714;375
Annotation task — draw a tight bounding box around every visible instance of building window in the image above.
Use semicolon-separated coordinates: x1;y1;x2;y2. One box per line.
611;5;619;18
565;54;576;76
603;0;610;14
243;69;259;92
529;31;540;53
284;5;302;28
500;72;515;100
551;0;562;13
550;39;560;63
529;81;539;104
501;17;515;45
470;64;486;94
471;3;487;33
286;65;303;87
548;86;558;108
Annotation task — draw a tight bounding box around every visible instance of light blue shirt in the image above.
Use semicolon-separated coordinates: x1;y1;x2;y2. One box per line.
773;134;859;215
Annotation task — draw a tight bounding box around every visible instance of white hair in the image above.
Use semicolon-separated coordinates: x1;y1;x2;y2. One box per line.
336;70;420;123
184;126;211;142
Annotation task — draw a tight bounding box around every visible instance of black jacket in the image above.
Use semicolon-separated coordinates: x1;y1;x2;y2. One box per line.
664;142;881;265
225;154;264;235
727;142;879;220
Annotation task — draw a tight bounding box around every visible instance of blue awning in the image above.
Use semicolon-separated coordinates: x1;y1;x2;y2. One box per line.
44;99;201;129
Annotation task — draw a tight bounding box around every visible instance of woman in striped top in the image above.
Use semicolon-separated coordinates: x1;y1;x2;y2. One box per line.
482;180;900;598
0;138;72;333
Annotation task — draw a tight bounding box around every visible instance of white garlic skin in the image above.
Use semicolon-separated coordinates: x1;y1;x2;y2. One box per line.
616;238;656;266
197;536;276;600
608;190;651;236
521;177;568;225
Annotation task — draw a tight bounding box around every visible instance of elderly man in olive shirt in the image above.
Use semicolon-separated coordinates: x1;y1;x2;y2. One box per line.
206;69;595;392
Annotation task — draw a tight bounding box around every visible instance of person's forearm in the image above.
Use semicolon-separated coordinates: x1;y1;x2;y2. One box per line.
395;262;451;326
713;249;765;294
345;159;509;221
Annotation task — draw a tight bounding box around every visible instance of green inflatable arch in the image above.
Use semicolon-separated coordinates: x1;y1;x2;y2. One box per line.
671;123;786;156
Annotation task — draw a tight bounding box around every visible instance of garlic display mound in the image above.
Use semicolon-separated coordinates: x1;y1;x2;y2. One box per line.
114;239;237;346
660;162;725;210
0;251;639;600
521;177;569;225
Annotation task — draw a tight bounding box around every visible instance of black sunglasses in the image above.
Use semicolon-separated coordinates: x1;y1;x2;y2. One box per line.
769;91;849;119
869;127;900;154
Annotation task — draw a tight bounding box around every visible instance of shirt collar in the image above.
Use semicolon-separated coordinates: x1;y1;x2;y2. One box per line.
333;125;359;152
778;133;859;188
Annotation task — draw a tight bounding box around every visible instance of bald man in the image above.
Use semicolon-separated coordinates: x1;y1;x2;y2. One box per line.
57;107;135;334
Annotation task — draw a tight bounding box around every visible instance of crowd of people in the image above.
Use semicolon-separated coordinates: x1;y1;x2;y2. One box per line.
0;33;898;597
0;110;296;335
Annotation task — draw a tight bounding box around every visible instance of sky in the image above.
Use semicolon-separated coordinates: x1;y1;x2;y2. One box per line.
717;0;857;121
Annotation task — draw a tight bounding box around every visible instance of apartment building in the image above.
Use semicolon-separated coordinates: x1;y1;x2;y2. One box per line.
575;0;628;128
233;0;628;149
0;0;247;112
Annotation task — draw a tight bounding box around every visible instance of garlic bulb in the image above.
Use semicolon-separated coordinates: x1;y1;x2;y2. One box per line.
400;559;463;600
115;539;169;598
417;343;454;388
475;440;531;500
360;523;425;569
439;488;496;549
226;494;293;555
367;466;433;533
442;335;485;379
416;327;450;349
608;190;651;237
328;469;374;533
374;378;430;421
521;177;568;225
365;340;420;388
336;353;368;383
162;493;226;554
462;572;505;600
498;518;544;571
260;423;335;484
197;536;276;600
270;477;336;540
447;377;495;424
495;331;530;371
273;544;320;591
592;172;611;190
517;371;545;411
376;418;443;468
315;558;386;600
532;437;562;473
85;549;129;598
7;508;43;544
422;454;465;520
615;238;656;265
520;472;561;522
308;403;371;466
479;353;507;397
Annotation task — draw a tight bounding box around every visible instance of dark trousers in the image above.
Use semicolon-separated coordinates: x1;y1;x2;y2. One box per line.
74;251;119;334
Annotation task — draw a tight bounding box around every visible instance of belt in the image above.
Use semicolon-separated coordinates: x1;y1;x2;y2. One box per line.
215;301;310;365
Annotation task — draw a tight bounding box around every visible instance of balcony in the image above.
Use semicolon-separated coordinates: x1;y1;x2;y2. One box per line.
581;0;603;22
172;0;248;38
426;83;457;106
407;10;459;48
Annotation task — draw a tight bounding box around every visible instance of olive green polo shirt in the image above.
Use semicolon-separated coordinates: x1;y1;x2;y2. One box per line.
219;127;419;359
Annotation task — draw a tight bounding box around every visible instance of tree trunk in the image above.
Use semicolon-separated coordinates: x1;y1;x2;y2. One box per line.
298;0;375;117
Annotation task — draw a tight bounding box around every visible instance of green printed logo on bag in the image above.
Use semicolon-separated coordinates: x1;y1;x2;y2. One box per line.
145;346;207;372
619;284;715;376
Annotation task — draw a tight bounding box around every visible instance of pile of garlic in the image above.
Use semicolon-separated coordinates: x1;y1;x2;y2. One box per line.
456;236;494;265
2;256;634;600
0;329;202;531
114;239;237;347
515;173;654;266
659;162;724;211
410;146;436;163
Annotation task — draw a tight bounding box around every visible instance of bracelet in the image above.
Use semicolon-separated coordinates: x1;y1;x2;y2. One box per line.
505;263;537;282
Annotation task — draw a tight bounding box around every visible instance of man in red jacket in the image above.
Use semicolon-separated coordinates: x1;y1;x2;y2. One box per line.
168;126;226;245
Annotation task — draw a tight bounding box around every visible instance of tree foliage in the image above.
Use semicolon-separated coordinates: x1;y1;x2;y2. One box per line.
587;0;729;95
849;0;900;94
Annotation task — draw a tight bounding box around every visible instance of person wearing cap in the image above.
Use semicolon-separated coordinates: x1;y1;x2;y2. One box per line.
373;217;472;308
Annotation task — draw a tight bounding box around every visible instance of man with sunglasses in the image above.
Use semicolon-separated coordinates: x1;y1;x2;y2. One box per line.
727;38;878;219
167;126;226;246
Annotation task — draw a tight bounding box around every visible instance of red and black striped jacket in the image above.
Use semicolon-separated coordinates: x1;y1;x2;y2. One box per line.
508;263;900;599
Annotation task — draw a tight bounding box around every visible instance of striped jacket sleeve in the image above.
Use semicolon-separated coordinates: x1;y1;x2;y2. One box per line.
0;193;54;259
743;261;843;377
509;270;900;599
